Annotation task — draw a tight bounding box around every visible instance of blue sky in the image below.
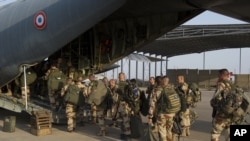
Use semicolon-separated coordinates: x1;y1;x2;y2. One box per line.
105;11;250;79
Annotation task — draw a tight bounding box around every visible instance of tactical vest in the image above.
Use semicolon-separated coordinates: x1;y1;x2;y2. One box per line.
158;85;181;114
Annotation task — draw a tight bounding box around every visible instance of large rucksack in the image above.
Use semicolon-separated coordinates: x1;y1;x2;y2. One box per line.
158;85;181;114
188;83;202;107
15;69;37;87
63;84;85;106
47;70;66;91
85;80;108;105
218;87;250;124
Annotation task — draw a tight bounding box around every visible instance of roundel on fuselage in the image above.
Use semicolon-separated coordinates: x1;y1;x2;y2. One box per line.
34;11;47;30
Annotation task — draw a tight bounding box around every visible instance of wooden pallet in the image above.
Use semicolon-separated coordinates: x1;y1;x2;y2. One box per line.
30;110;52;136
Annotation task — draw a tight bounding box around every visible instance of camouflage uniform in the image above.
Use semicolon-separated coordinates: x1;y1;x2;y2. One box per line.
46;67;65;108
16;69;37;101
176;82;191;136
210;79;234;141
117;81;131;137
75;82;86;124
96;90;109;136
149;84;177;141
110;85;119;124
88;80;99;124
66;102;77;132
64;79;85;132
21;86;30;101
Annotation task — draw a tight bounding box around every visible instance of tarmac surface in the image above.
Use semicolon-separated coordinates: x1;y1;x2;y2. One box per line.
1;90;250;141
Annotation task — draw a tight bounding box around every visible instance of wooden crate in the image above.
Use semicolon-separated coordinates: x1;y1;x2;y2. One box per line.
30;110;52;136
31;128;52;136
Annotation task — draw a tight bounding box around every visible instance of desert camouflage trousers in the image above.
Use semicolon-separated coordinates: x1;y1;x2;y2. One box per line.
179;108;191;136
21;86;30;101
118;101;131;135
48;89;59;107
66;103;77;131
97;110;105;131
91;103;97;123
211;116;231;141
157;113;175;141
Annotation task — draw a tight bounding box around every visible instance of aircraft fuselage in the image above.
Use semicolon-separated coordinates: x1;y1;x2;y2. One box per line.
0;0;125;87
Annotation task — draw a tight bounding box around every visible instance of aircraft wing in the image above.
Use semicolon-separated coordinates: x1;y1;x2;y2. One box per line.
187;0;250;23
139;24;250;57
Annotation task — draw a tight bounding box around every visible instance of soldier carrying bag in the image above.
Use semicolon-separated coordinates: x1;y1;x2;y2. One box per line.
63;84;85;106
217;87;250;124
47;70;66;91
158;85;181;114
85;80;108;106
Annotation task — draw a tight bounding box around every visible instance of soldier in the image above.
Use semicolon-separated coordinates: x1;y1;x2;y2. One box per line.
210;69;234;141
96;78;111;136
149;76;181;141
44;63;65;109
15;68;37;101
108;79;120;127
87;73;99;124
61;77;74;97
116;72;131;140
146;76;155;96
127;78;142;139
64;77;85;132
175;74;192;137
148;76;162;120
102;77;111;117
102;77;109;87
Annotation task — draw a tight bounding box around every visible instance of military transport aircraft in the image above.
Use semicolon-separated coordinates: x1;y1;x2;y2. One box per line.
1;0;250;123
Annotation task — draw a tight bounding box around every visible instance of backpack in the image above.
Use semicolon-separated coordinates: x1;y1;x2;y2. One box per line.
85;80;108;105
47;70;66;90
15;69;37;87
64;84;85;106
188;83;202;107
218;87;250;124
158;85;181;114
124;83;141;114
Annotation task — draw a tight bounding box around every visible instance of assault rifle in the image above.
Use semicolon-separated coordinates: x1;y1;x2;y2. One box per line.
172;116;182;141
105;86;119;121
